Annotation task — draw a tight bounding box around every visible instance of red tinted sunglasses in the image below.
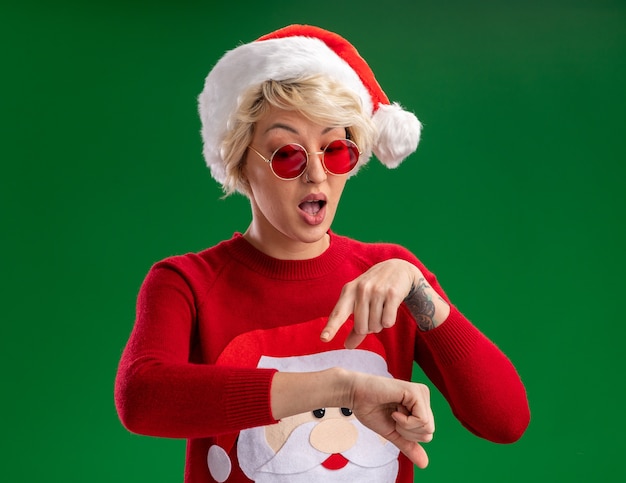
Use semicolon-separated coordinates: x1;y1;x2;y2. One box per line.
248;139;361;180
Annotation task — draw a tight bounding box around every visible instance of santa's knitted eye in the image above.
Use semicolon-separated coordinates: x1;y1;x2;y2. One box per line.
341;408;353;417
312;408;326;419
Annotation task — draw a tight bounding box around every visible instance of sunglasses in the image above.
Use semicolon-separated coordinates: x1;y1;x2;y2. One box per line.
248;139;361;180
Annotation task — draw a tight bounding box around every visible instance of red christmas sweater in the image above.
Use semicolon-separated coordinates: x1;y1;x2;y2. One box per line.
115;232;529;482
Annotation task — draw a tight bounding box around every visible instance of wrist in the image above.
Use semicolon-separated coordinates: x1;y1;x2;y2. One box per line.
327;366;355;409
405;277;450;331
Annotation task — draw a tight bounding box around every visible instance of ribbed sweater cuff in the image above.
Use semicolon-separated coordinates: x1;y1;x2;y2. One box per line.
419;307;481;366
223;368;278;430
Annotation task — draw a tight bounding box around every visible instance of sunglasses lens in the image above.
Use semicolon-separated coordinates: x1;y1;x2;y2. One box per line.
271;144;308;179
323;139;360;175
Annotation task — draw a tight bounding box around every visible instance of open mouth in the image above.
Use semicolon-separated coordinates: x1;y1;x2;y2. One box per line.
299;199;327;215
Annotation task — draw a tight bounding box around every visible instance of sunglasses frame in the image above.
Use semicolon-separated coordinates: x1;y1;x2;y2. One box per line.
247;139;361;181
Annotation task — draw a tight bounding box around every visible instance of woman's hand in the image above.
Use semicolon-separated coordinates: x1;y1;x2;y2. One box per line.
349;370;435;469
321;259;450;348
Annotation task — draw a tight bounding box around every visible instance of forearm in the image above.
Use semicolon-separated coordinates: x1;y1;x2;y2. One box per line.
403;262;529;442
270;367;352;420
404;273;451;331
115;355;277;439
416;309;530;443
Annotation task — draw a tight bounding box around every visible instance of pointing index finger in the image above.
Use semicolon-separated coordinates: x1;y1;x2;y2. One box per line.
320;293;355;343
320;312;348;343
321;314;366;349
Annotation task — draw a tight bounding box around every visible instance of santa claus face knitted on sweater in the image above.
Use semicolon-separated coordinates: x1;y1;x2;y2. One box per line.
208;318;400;482
237;351;400;482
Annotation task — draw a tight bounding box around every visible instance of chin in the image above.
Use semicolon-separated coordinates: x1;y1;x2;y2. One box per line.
299;225;331;243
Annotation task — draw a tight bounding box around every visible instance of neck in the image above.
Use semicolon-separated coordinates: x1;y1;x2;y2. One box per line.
243;225;330;260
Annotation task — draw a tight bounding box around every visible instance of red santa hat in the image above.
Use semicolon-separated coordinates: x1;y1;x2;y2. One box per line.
198;24;422;186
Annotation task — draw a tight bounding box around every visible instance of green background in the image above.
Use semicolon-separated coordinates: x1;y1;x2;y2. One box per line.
2;0;625;481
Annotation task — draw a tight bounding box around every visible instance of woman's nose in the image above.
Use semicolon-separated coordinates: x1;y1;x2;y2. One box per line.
303;151;327;184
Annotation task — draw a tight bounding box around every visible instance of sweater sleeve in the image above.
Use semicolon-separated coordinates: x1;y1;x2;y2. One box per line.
409;260;530;444
415;309;530;443
114;263;278;439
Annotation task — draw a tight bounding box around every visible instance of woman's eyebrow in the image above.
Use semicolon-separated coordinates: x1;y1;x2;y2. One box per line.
263;124;337;135
264;123;298;135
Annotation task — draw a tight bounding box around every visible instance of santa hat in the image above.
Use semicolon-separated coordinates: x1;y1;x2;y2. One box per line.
198;24;422;186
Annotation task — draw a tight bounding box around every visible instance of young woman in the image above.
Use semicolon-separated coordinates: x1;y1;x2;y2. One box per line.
115;25;529;483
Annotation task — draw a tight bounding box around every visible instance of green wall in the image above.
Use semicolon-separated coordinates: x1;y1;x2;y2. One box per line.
2;0;625;481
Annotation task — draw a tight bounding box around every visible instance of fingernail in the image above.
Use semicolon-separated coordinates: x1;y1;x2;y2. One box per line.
320;331;330;341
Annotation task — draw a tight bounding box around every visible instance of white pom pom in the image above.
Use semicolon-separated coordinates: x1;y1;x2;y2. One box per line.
207;445;232;482
372;102;422;168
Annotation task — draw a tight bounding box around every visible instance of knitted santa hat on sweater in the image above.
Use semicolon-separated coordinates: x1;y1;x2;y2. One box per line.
198;24;422;186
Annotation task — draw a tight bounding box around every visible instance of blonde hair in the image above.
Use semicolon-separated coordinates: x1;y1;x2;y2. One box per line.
220;74;377;196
